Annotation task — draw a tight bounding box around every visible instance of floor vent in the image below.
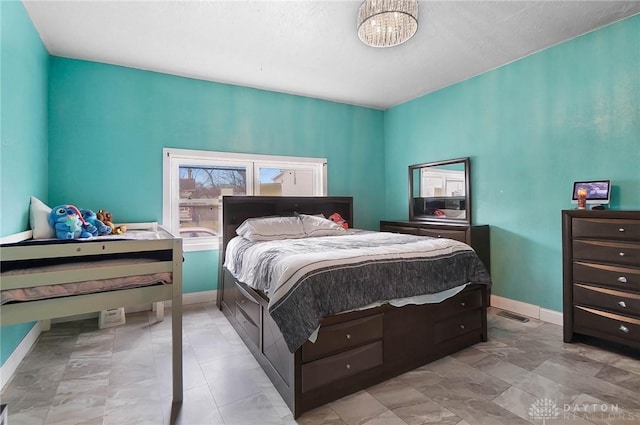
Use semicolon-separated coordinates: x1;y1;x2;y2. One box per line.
497;310;530;323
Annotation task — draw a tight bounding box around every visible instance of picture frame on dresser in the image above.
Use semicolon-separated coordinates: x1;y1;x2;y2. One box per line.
562;210;640;350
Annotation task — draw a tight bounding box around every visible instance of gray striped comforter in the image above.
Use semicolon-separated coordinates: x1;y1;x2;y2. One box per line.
224;231;491;352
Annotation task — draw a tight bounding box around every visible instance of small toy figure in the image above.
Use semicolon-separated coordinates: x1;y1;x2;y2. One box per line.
80;209;112;236
328;212;348;229
97;209;127;235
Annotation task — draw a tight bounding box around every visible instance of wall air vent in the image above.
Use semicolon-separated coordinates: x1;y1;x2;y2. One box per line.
497;310;530;323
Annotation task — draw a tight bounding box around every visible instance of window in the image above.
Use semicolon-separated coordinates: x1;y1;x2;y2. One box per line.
163;148;327;251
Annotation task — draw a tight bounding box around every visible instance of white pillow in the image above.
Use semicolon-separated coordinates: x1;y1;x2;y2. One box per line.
236;216;306;241
29;196;55;239
299;214;346;237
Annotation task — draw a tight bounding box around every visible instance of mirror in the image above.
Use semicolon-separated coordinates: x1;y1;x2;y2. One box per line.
409;157;471;224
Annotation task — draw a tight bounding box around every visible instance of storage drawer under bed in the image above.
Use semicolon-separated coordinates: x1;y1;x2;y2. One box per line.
301;341;383;393
434;309;482;344
432;286;483;319
302;314;383;362
234;281;261;348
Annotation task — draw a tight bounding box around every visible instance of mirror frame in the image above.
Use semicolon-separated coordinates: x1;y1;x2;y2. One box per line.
408;157;471;225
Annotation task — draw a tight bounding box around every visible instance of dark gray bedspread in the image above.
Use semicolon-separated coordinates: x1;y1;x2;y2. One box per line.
225;231;491;352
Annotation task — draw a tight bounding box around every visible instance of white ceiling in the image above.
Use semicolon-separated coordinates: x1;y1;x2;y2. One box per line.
23;1;640;110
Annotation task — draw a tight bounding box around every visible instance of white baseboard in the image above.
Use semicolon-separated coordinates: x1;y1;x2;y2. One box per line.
0;322;42;391
540;308;563;326
51;290;218;324
491;294;563;326
52;308;143;324
52;312;98;324
123;291;217;315
167;290;217;307
491;295;540;319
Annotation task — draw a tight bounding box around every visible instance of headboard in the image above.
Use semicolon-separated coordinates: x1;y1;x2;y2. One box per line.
219;195;353;261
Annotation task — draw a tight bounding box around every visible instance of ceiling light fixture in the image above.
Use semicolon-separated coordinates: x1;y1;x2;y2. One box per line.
357;0;418;48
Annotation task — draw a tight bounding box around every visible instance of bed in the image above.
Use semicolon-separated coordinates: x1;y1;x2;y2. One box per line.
0;225;183;404
217;196;491;418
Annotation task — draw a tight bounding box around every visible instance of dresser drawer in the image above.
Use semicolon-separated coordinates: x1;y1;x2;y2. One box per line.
434;287;483;319
574;284;640;316
380;224;419;235
301;341;383;393
434;309;481;344
302;314;383;362
573;240;640;266
419;228;467;243
573;261;640;289
574;306;640;344
572;218;640;241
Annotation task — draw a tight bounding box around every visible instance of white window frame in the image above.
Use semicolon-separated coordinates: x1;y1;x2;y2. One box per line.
163;148;327;252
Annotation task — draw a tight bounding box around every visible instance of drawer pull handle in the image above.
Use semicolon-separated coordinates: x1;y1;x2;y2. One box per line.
619;252;626;257
346;363;351;369
460;302;466;307
345;333;351;340
618;276;628;283
619;325;630;334
618;301;627;308
619;228;625;232
459;324;465;330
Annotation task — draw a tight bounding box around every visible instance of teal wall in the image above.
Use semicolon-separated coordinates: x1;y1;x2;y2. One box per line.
47;57;386;295
0;1;49;364
183;250;219;293
384;15;640;312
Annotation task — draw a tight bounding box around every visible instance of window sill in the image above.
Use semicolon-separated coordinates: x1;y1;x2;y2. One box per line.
181;238;220;252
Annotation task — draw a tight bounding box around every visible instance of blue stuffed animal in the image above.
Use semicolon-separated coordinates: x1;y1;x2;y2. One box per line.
80;209;112;236
48;205;94;239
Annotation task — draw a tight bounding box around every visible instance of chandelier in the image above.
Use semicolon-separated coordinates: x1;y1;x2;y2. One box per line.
357;0;419;48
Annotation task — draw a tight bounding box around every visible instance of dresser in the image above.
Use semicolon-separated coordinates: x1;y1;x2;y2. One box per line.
380;220;491;273
562;210;640;349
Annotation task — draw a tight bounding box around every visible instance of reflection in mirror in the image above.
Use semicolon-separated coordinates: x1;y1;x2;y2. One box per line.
409;157;470;224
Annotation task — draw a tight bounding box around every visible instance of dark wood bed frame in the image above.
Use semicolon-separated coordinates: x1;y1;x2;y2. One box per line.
217;196;488;418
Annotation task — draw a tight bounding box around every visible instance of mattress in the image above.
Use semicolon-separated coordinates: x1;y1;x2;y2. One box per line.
1;258;172;305
224;231;491;352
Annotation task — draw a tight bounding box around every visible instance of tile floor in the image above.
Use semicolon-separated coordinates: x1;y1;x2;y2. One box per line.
1;304;640;425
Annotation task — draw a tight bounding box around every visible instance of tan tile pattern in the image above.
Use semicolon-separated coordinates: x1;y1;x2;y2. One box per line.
1;306;640;425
